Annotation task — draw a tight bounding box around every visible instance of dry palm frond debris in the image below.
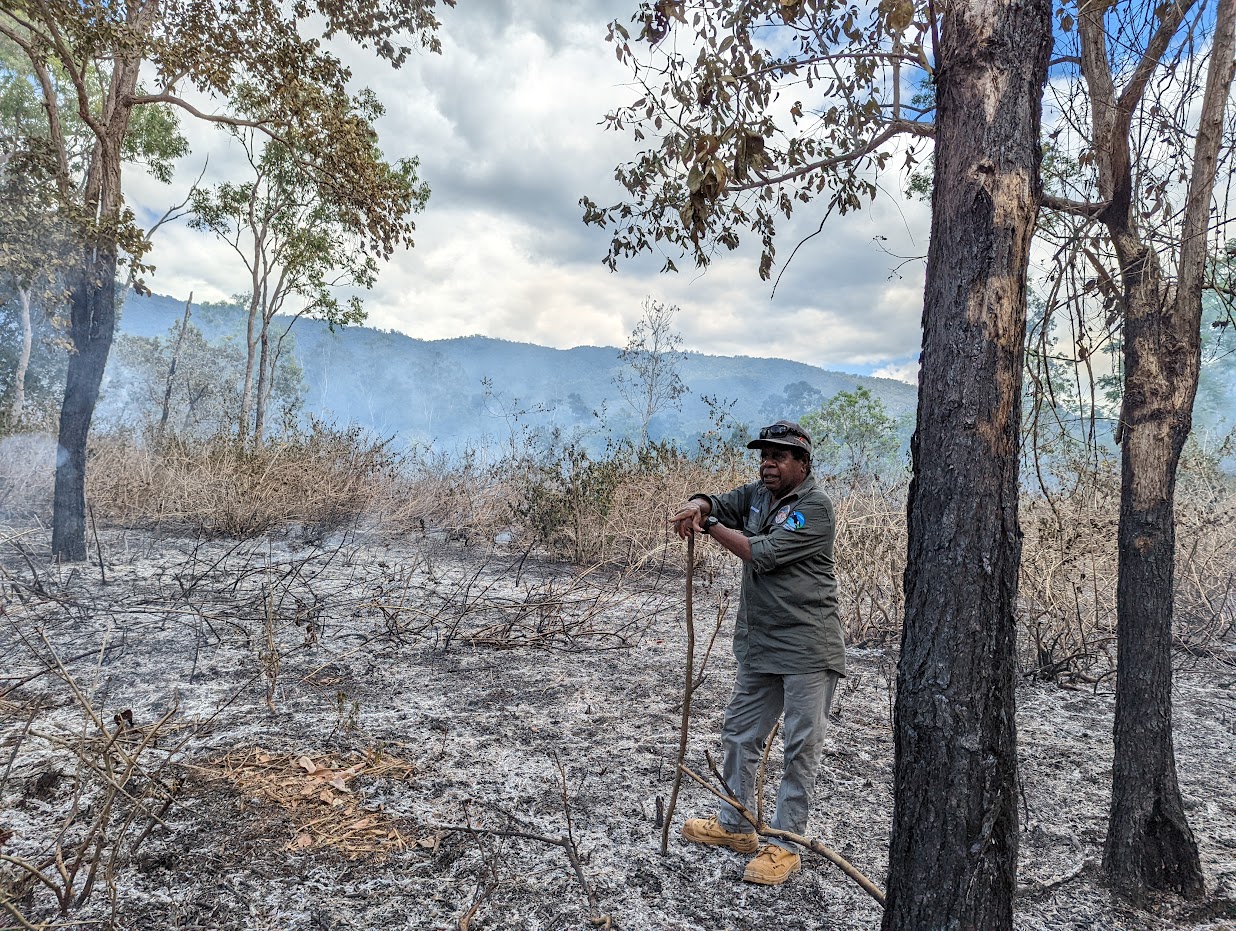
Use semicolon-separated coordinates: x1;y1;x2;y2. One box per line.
196;748;419;859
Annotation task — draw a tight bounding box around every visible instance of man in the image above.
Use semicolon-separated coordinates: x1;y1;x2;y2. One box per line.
670;419;844;886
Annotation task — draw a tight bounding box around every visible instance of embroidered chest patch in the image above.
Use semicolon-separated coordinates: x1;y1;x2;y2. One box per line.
783;510;806;531
773;505;792;524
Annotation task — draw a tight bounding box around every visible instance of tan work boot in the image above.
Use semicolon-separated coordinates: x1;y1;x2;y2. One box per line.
743;844;802;885
680;815;759;854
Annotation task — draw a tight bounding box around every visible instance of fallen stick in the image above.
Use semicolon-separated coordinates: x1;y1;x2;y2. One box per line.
435;822;611;927
661;532;695;856
679;760;886;907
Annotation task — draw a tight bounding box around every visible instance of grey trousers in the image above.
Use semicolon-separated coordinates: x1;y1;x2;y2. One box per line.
717;662;839;852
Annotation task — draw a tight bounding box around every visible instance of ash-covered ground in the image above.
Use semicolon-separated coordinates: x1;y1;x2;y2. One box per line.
1;526;1233;931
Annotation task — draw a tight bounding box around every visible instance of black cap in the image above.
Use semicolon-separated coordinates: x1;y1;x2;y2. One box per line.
747;420;812;454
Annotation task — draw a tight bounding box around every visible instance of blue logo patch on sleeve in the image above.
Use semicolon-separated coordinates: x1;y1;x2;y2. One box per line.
784;511;806;531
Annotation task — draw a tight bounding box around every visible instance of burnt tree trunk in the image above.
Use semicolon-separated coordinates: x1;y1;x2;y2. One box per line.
52;248;117;561
1104;260;1204;895
882;0;1050;926
1099;0;1234;897
49;38;143;561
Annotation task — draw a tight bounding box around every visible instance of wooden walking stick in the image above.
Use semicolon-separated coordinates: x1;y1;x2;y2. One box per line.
660;531;695;855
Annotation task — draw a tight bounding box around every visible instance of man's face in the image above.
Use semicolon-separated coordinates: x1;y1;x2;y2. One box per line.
759;447;808;497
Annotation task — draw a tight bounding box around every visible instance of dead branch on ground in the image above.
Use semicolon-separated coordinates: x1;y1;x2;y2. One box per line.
678;753;887;907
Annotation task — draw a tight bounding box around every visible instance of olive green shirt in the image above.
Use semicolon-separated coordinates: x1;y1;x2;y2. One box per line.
696;476;845;676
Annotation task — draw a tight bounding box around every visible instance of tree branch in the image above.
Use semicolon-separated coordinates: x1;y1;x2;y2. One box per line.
125;93;281;136
1116;0;1201;116
1041;194;1110;219
731;119;933;191
1176;0;1236;305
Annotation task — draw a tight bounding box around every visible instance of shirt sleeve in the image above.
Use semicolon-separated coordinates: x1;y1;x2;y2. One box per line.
748;492;834;574
692;482;758;530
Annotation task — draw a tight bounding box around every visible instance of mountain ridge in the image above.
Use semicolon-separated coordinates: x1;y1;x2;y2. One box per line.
114;292;918;452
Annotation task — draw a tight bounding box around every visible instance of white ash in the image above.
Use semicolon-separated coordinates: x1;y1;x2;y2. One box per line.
1;525;1233;930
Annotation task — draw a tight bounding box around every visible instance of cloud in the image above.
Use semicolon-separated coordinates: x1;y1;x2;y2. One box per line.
872;360;920;384
124;3;931;377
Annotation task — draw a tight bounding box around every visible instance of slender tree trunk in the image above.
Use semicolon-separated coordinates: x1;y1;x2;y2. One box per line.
882;0;1050;926
1102;0;1233;897
181;384;207;435
52;249;116;561
253;325;270;446
158;293;192;440
10;286;33;424
240;291;260;443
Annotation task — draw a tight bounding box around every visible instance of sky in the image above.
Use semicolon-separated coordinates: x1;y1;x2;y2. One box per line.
124;3;931;384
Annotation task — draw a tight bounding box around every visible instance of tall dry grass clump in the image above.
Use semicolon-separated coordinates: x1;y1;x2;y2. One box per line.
1018;458;1123;680
1017;442;1235;681
382;443;535;546
509;440;751;568
87;423;404;538
823;474;908;647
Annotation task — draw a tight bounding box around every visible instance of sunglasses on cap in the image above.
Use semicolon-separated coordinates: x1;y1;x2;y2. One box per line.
758;423;808;441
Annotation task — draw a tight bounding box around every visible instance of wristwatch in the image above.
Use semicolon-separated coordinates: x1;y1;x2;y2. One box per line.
701;516;720;535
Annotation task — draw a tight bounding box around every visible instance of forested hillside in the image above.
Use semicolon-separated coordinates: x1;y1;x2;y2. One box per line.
110;292;919;452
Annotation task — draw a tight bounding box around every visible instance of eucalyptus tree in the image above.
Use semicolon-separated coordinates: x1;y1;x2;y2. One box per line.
587;3;1051;927
191;117;428;446
614;297;688;450
0;37;182;426
0;0;452;560
1036;0;1236;897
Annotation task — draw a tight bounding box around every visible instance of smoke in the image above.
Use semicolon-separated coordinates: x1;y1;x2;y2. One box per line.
0;432;56;520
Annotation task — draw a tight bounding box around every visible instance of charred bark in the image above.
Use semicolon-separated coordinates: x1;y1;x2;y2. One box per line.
52;249;117;561
1105;355;1204;896
1101;237;1204;901
882;0;1051;927
1099;0;1234;896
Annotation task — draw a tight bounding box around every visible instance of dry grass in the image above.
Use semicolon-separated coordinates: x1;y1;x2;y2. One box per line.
824;474;908;648
5;424;1233;671
193;748;419;860
1018;452;1236;681
86;425;403;539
